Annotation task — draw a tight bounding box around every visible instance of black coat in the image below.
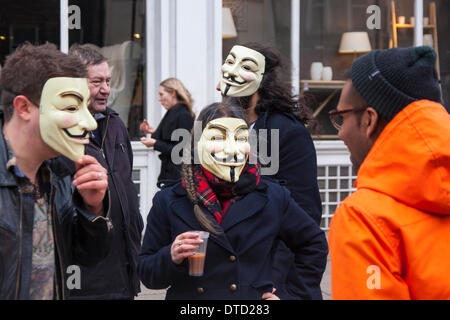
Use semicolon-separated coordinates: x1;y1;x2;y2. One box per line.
152;103;194;182
138;179;328;300
253;111;323;299
0;113;112;300
61;108;144;299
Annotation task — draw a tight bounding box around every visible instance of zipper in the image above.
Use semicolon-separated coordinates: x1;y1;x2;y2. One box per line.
98;113;134;294
99;114;111;159
14;192;23;300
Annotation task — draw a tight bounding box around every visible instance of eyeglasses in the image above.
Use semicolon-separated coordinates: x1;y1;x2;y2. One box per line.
328;108;367;130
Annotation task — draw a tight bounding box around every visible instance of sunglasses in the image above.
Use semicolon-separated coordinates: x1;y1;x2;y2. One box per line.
328;108;367;130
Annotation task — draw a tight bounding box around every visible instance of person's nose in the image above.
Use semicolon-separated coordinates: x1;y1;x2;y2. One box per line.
99;81;110;95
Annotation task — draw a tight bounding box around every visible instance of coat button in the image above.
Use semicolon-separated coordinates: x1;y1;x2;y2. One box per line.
230;284;237;291
229;255;236;262
197;287;204;294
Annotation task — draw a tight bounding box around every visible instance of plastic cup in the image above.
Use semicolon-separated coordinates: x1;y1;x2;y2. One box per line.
188;231;209;277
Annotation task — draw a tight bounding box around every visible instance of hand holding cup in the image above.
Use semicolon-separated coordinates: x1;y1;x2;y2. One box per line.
171;231;205;265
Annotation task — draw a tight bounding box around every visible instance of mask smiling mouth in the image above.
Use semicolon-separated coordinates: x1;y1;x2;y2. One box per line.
63;128;90;144
211;153;246;166
222;74;247;86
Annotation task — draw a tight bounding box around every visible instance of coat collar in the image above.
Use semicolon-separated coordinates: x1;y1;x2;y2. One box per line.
170;181;268;253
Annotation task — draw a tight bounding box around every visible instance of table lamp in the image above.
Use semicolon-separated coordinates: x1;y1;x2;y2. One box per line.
339;32;372;60
222;8;237;39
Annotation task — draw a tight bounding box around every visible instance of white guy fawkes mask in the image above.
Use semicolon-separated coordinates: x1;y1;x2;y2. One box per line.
39;77;97;162
220;45;266;97
198;117;250;183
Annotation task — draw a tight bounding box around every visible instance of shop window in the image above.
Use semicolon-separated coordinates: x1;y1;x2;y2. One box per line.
69;0;145;141
222;0;292;81
300;0;449;138
0;1;60;65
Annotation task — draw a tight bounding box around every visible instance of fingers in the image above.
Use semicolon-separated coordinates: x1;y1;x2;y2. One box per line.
262;292;280;300
73;155;108;189
171;232;204;264
139;119;149;131
140;137;156;148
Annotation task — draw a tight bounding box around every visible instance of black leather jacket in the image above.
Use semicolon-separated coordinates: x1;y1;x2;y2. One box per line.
0;113;112;300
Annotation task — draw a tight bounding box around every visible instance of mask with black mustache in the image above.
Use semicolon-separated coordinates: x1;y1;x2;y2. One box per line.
39;77;98;161
220;45;265;98
197;117;250;183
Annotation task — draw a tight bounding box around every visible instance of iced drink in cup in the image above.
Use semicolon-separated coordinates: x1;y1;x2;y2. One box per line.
188;231;209;277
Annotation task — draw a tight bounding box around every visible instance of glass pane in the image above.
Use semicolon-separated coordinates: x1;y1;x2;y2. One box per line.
69;0;145;140
0;1;60;65
222;0;291;81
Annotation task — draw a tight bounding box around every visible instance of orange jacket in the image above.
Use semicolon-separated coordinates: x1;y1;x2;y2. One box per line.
329;100;450;300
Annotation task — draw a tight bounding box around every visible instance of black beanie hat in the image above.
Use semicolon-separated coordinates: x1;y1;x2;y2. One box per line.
351;46;442;121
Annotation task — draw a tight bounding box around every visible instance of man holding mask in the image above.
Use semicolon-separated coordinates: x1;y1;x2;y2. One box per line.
0;42;111;300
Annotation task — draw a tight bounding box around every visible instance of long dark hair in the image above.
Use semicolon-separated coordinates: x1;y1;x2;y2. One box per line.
181;102;247;235
229;42;315;128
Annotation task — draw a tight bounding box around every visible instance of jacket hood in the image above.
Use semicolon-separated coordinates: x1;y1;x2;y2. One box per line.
356;100;450;215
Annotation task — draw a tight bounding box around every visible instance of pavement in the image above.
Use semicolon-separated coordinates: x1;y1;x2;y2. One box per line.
136;255;332;300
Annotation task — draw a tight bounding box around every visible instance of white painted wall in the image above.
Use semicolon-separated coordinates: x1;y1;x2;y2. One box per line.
174;0;222;115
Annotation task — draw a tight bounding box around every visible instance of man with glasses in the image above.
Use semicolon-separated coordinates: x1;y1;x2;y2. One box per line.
328;46;450;299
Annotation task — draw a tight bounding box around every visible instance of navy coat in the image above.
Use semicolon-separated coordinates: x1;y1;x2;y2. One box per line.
253;111;323;299
138;178;327;300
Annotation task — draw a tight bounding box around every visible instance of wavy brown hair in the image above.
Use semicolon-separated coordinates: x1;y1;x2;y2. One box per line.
228;42;316;130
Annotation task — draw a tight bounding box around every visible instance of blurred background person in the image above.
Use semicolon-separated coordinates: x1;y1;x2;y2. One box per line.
140;77;195;185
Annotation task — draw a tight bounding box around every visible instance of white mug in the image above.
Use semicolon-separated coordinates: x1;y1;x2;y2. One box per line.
423;17;429;25
310;62;323;81
398;16;406;24
322;66;333;81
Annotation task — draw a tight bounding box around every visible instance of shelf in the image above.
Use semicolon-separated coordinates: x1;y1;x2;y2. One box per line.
300;80;346;90
395;24;436;28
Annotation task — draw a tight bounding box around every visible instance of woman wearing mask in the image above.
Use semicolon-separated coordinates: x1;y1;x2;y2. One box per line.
140;78;195;184
138;102;327;300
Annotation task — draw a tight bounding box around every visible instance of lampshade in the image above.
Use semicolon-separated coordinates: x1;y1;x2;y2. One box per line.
222;8;237;39
339;32;372;54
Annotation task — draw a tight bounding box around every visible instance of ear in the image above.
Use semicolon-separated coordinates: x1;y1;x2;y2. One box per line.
363;107;380;139
13;96;35;122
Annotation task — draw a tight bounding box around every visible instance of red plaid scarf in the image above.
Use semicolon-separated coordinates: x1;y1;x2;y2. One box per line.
182;163;260;224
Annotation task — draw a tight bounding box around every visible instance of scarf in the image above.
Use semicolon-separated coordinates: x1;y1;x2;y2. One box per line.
183;163;260;224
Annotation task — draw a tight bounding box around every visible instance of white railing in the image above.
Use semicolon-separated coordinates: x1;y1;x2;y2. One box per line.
132;140;354;231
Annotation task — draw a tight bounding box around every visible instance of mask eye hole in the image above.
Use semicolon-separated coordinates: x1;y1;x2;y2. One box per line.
64;106;78;112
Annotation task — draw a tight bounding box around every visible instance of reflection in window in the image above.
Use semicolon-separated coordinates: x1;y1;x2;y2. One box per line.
222;0;291;81
69;0;145;140
0;0;60;65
